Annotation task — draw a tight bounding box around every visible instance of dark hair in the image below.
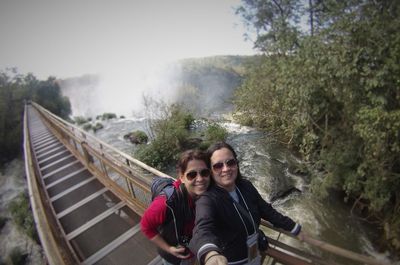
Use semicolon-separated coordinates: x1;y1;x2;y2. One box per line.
176;149;210;176
206;141;243;182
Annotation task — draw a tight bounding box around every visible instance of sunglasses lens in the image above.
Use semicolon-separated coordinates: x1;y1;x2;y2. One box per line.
186;171;197;180
200;169;210;177
212;162;224;170
226;159;237;167
186;169;210;180
212;159;237;170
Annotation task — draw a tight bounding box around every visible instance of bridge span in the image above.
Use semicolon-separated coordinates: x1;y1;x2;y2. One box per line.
23;102;387;265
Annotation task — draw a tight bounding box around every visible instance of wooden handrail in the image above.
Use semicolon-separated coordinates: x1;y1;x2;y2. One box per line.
32;102;172;179
266;248;312;265
261;221;389;265
31;103;154;212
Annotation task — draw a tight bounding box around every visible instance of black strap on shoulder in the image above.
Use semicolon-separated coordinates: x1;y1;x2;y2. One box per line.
166;183;193;246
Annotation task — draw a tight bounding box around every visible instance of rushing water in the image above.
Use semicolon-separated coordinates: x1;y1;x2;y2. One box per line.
90;117;395;264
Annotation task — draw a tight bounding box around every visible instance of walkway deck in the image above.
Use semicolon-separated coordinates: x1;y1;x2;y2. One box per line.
26;105;161;265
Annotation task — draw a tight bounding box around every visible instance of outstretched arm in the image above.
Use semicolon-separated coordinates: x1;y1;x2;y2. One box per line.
189;194;222;264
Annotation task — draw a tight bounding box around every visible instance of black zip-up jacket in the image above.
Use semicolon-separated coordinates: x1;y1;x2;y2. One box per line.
189;179;301;264
141;181;194;265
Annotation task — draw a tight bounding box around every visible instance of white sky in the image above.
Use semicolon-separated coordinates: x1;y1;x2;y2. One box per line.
0;0;256;79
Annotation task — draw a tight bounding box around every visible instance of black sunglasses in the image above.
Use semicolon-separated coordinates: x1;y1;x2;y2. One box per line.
185;168;211;180
212;158;238;171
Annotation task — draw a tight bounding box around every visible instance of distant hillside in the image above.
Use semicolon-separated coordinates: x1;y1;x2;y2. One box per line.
58;74;100;117
174;55;255;117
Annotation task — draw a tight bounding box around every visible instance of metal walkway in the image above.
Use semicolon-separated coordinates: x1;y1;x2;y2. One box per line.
25;105;161;265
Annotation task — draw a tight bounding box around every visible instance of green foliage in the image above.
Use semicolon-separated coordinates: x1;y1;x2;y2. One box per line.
135;104;194;170
124;130;148;144
135;137;180;171
93;122;104;132
74;116;89;125
236;0;302;53
0;70;71;164
8;247;27;265
235;0;400;252
82;123;92;131
32;77;71;119
203;123;228;146
101;112;117;120
132;130;148;143
8;192;38;242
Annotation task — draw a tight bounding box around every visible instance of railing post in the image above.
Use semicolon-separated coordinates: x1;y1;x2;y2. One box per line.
99;159;109;179
125;159;137;199
71;128;78;150
81;142;94;164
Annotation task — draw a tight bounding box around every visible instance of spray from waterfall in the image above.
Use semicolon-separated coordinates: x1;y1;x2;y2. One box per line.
60;61;183;118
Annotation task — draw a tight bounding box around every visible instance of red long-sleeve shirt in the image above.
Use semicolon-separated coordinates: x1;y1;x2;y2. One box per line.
140;179;195;239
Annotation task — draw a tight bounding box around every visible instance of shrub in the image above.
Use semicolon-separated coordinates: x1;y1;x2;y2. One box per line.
8;247;27;265
93;122;104;132
82;124;92;131
204;123;227;143
8;193;38;242
74;116;88;125
135;104;194;170
135;137;180;171
124;130;148;144
101;113;117;120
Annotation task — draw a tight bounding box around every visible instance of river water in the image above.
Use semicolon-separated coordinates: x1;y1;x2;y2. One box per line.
92;117;394;264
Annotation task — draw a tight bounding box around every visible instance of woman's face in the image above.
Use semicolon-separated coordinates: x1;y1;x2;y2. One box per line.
180;159;210;198
210;147;238;191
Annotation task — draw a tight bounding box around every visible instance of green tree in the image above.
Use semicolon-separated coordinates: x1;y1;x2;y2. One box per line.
235;0;400;252
135;102;194;171
0;69;71;165
33;77;71;119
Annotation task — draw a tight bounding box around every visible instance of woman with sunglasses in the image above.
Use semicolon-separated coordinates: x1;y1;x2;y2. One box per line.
141;149;211;265
189;142;304;265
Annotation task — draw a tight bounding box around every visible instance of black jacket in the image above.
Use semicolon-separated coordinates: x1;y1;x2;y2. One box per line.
142;182;194;265
189;179;301;264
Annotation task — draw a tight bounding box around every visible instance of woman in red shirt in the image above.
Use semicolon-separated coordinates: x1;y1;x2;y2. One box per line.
141;149;211;265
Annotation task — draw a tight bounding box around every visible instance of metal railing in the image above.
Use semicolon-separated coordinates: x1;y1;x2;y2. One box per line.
24;104;78;265
32;102;172;216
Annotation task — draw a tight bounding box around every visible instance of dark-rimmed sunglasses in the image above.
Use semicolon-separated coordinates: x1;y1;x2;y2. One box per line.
185;168;211;180
212;158;238;171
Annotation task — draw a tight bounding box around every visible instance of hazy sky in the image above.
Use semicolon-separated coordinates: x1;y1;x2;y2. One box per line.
0;0;256;79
